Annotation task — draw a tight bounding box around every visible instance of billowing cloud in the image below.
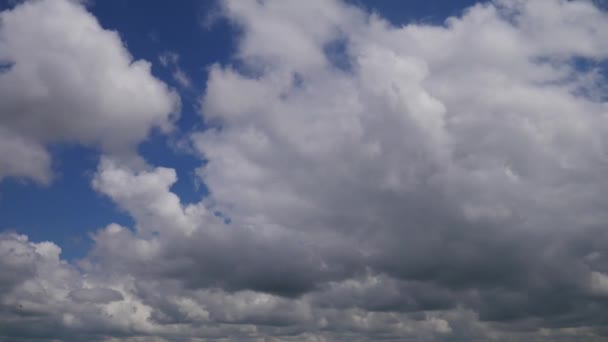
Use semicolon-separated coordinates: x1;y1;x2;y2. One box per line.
2;0;608;341
191;0;608;338
0;0;179;184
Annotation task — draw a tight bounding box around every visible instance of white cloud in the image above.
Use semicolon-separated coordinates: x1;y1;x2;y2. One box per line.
0;0;180;183
92;157;211;237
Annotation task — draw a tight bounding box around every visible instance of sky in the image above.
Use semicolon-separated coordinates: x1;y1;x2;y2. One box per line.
0;0;608;341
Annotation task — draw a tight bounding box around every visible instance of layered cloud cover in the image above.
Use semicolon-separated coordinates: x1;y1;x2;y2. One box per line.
2;0;608;340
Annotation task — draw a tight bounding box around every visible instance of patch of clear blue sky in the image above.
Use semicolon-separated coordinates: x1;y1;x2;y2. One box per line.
0;0;487;260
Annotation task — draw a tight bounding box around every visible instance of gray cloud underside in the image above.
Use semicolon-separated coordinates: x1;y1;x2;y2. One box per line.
2;0;608;341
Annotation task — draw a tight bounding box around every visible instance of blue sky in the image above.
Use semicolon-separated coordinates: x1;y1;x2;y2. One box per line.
1;1;608;341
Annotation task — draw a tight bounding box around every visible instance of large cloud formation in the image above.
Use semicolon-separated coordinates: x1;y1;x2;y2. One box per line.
2;0;608;341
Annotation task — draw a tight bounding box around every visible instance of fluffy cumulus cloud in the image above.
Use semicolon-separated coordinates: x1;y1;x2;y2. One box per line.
2;0;608;341
0;0;179;184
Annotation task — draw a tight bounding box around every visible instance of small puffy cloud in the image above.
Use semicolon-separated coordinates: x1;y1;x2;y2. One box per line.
172;68;192;88
0;0;180;184
158;51;180;67
0;127;51;184
159;51;192;88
